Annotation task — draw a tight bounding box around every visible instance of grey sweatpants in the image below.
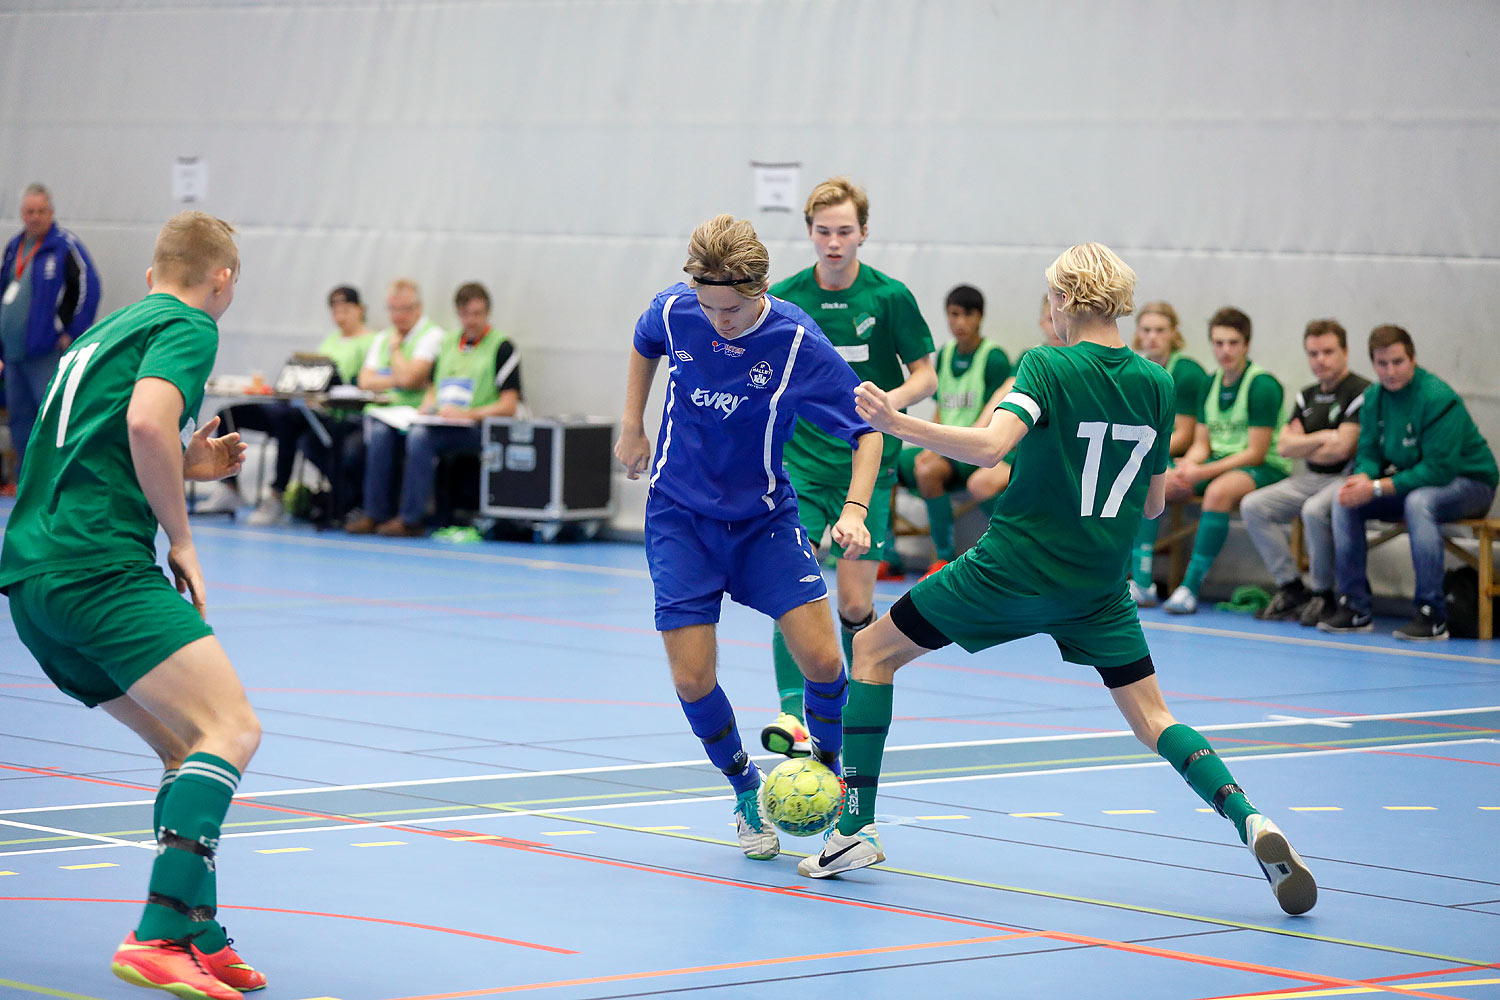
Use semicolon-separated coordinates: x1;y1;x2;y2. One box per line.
1240;469;1342;591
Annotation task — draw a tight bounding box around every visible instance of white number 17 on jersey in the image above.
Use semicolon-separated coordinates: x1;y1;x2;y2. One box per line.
1076;422;1156;518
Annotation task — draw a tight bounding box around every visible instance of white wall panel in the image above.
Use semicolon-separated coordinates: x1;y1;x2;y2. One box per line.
1;0;1496;534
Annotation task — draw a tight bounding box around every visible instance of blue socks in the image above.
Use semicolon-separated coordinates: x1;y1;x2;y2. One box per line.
679;686;757;794
803;671;849;771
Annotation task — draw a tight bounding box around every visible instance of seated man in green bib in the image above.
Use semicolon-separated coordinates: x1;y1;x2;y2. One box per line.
887;284;1011;577
1161;306;1289;614
356;281;522;537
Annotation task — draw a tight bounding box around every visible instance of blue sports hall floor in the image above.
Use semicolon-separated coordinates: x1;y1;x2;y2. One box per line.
2;511;1497;999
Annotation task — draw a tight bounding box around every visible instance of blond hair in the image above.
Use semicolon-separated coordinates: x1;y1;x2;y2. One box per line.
151;211;238;287
803;176;869;228
1044;243;1135;319
1132;299;1185;353
683;214;770;300
386;277;422;303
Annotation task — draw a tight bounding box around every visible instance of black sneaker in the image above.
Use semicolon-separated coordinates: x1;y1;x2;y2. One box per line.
1257;584;1311;621
1298;592;1334;628
1393;605;1448;642
1317;597;1373;633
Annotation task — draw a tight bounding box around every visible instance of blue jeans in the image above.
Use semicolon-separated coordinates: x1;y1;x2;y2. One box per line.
1332;477;1496;616
4;345;65;473
362;416;479;524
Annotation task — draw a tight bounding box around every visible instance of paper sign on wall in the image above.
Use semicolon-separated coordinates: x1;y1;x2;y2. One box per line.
173;157;208;203
752;161;800;213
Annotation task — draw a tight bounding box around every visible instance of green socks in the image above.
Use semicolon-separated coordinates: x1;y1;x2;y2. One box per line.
771;624;805;718
1156;723;1257;843
137;754;240;943
837;680;894;835
925;494;956;562
150;768;226;950
1183;511;1230;595
1131;516;1159;587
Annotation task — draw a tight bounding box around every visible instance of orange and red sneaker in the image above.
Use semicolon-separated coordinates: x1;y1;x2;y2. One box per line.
920;559;949;580
192;934;267;993
875;560;906;581
111;933;240;1000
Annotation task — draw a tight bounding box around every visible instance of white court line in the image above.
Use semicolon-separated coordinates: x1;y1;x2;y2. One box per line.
2;737;1491;857
193;525;651;579
4;705;1496;817
0;818;153;851
0;842;146;859
194;525;1500;665
1267;714;1354;728
1138;618;1500;666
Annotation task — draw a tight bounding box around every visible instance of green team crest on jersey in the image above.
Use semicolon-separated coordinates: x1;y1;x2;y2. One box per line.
853;312;876;340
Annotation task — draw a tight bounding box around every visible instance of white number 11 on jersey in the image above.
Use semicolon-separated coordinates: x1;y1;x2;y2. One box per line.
39;341;102;448
1076;422;1156;518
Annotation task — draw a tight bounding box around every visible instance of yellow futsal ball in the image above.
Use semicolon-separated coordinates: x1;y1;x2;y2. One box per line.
758;757;845;837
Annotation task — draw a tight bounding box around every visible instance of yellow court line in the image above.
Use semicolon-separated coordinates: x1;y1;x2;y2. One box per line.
59;863;117;870
0;871;17;876
1481;806;1500;811
255;847;312;854
441;801;1493;968
0;976;106;1000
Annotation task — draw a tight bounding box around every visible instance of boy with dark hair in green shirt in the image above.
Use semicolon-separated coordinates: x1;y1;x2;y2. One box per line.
1322;325;1497;640
1;212;266;998
887;284;1011;578
1160;307;1289;613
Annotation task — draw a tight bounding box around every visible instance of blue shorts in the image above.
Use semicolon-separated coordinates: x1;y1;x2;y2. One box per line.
644;489;829;632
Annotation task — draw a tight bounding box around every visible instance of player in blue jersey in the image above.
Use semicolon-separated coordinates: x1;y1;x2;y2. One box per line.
615;214;883;861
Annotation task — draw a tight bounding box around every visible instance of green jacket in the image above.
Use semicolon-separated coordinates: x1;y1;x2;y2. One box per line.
1355;367;1498;493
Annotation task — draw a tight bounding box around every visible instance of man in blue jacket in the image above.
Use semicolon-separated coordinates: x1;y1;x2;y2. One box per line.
1;183;102;476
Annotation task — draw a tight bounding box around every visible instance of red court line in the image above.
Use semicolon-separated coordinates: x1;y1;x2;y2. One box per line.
1037;930;1463;1000
383;934;1033;1000
247;686;679;709
0;896;573;953
1192;961;1500;998
0;763;158;793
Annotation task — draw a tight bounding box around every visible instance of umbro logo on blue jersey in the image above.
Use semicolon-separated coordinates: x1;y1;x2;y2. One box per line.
799;574;821;583
711;340;746;358
674;350;694;362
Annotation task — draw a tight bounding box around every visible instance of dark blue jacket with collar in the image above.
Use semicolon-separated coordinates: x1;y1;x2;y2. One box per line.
2;222;101;360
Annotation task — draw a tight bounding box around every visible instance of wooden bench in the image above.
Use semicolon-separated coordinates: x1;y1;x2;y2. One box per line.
1289;516;1500;639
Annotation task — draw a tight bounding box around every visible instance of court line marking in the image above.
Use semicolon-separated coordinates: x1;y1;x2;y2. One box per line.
7;705;1493;817
0;977;105;1000
192;525;1500;666
0;819;151;851
2;736;1488;853
1200;978;1500;999
188;526;1500;669
0;737;1492;855
0;896;575;954
381;933;1036;1000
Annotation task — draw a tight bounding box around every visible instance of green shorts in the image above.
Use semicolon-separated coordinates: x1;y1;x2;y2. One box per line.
791;470;895;562
895;445;980;494
907;552;1149;669
1194;459;1288;494
6;563;214;708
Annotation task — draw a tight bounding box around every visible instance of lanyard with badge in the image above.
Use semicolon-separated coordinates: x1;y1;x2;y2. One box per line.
4;239;41;306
